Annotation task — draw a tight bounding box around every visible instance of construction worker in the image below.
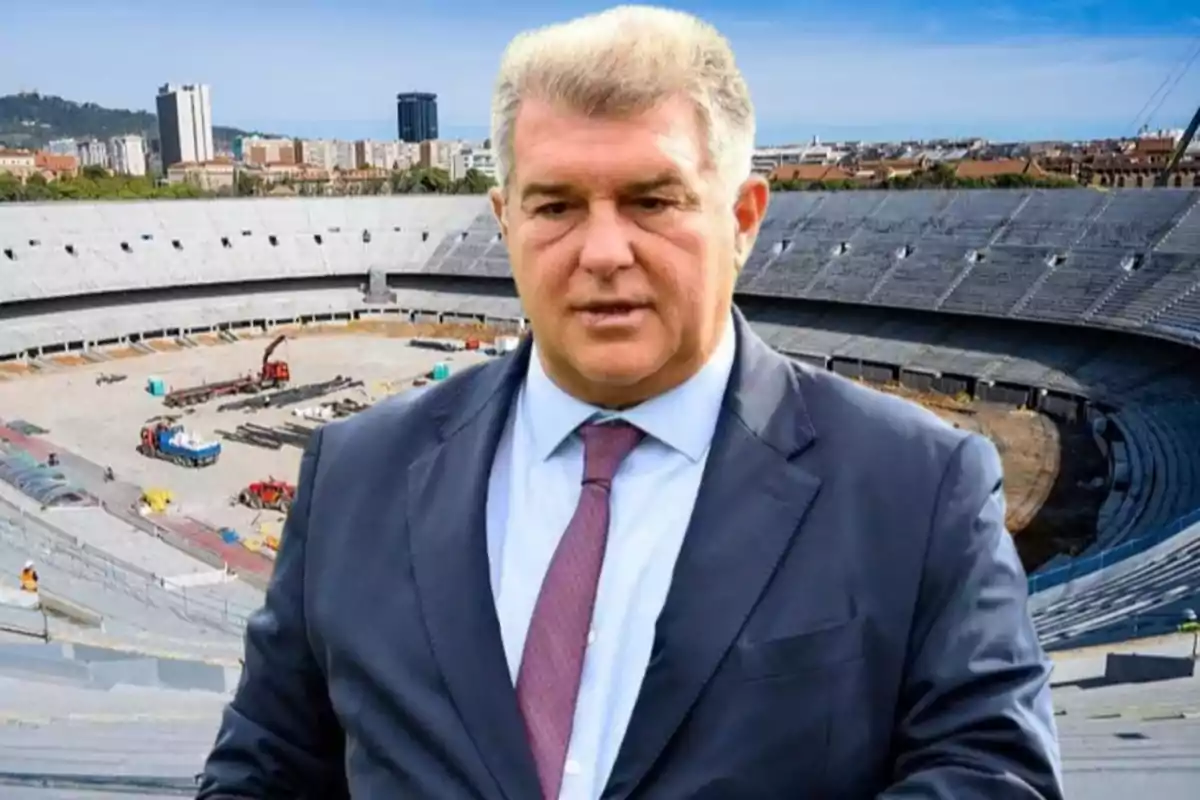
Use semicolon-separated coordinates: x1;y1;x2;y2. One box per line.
19;560;38;593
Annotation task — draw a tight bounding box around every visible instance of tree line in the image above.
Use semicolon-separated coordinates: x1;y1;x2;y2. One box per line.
769;163;1079;192
1;161;1080;203
0;165;498;203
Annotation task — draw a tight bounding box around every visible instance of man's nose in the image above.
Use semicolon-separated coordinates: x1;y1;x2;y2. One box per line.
578;204;635;278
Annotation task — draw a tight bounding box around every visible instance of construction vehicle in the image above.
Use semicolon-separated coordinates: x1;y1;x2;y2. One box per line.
163;335;291;408
138;418;221;467
237;479;295;512
139;488;174;514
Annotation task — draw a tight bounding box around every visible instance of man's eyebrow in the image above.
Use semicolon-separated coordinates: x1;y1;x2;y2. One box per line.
520;182;575;202
519;172;694;203
623;173;688;194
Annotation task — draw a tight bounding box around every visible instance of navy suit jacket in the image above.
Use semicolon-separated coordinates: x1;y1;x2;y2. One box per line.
198;309;1063;799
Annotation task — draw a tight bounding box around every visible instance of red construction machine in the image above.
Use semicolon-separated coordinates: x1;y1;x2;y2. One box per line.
164;335;291;408
237;478;296;513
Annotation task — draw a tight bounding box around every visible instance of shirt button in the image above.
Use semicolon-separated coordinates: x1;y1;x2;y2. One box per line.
564;759;582;776
586;629;597;645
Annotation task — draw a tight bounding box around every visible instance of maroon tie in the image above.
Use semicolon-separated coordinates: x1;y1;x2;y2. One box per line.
515;420;645;800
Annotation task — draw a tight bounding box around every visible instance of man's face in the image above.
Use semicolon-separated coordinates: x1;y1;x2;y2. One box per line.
492;94;768;406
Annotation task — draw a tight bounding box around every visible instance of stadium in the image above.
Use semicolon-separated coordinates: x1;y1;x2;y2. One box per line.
2;188;1200;797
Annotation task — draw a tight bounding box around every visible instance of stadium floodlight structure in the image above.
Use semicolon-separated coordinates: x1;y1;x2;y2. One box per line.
1155;101;1200;187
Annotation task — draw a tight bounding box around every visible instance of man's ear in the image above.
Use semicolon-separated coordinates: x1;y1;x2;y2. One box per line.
489;186;508;241
732;175;769;270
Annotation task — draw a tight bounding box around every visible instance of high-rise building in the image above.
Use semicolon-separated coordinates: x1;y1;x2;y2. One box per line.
109;134;147;176
156;83;214;169
396;92;438;143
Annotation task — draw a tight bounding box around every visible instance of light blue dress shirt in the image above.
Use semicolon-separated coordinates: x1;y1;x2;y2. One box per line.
485;314;737;800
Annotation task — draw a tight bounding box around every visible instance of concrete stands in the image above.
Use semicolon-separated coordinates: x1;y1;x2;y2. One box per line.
6;189;1200;358
1051;667;1200;799
7;191;1200;658
1032;530;1200;651
0;196;484;304
0;643;234;796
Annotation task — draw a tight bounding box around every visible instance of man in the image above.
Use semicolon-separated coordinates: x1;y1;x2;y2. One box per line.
20;560;38;593
198;5;1062;799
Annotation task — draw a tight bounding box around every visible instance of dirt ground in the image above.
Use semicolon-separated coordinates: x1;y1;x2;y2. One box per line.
0;326;493;540
876;382;1107;571
0;319;1105;571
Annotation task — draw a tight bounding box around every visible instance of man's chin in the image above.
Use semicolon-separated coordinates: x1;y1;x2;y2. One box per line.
571;346;662;388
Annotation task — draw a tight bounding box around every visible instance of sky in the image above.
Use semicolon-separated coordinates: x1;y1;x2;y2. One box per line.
2;0;1199;146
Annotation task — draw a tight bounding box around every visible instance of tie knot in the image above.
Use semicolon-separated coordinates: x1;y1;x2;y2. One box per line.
580;420;644;487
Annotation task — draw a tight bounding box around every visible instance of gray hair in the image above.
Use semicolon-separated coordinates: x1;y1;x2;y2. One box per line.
489;5;755;195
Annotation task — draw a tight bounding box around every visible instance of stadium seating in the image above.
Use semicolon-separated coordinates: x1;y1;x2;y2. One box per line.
5;188;1200;654
6;189;1200;342
0;197;484;303
1031;532;1200;650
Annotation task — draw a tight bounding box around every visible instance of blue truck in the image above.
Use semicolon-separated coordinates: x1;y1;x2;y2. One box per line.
137;420;221;468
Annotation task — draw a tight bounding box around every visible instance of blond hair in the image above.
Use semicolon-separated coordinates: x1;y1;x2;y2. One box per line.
490;5;755;195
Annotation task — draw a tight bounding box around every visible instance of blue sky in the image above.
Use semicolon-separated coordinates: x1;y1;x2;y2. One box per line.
3;1;1199;145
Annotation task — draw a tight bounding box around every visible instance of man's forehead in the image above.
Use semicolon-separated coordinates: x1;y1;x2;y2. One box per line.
510;97;707;182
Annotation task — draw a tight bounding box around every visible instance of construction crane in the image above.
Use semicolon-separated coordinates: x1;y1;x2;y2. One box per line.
259;333;290;384
1155;102;1200;187
163;334;291;408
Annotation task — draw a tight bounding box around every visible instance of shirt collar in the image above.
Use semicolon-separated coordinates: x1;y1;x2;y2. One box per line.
522;312;737;463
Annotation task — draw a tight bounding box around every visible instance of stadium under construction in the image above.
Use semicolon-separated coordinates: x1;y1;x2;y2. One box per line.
2;189;1200;798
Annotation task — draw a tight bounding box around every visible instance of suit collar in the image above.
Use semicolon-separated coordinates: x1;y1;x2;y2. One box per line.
430;304;817;458
723;306;816;459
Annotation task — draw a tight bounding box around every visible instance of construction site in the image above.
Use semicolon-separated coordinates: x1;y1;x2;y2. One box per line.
0;324;500;565
0;318;1096;576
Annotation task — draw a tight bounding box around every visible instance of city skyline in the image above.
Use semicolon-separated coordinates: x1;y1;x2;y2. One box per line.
2;1;1199;145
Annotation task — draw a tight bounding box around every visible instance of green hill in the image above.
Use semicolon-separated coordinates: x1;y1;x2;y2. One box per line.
0;92;275;151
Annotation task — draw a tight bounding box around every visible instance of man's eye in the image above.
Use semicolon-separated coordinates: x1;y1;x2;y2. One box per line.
535;202;570;216
633;197;672;212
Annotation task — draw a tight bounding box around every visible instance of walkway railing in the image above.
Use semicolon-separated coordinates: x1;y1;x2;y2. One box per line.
0;497;256;633
1028;506;1200;594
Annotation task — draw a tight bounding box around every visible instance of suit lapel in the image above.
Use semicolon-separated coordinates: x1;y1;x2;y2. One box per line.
407;340;542;800
604;310;823;799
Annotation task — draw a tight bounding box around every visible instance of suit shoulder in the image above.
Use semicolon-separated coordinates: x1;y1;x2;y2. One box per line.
315;355;502;465
792;360;970;462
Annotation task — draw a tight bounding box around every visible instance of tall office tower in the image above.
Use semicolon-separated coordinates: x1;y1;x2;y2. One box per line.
156;83;215;168
396;92;438;142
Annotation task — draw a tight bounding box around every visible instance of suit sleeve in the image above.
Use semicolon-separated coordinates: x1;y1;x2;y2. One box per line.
196;426;348;799
881;434;1065;800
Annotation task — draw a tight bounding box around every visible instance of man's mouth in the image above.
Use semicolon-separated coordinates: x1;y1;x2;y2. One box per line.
574;301;651;327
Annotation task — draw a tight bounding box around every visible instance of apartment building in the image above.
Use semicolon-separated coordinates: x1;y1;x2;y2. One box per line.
236;136;296;166
76;139;108;169
452;147;496;181
354;139;419;171
108;134;147;176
